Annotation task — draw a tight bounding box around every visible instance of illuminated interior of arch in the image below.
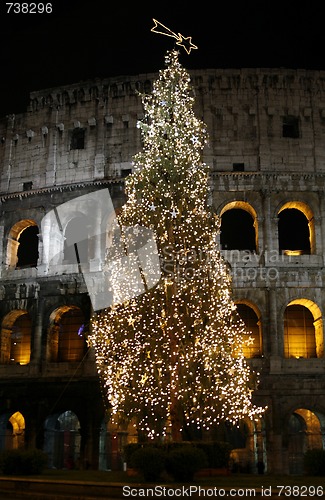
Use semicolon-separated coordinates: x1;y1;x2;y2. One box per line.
48;306;87;362
0;310;31;365
8;411;25;449
278;201;315;255
220;201;258;252
284;299;324;358
235;301;262;358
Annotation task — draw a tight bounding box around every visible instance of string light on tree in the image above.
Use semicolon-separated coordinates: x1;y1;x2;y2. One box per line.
89;49;265;441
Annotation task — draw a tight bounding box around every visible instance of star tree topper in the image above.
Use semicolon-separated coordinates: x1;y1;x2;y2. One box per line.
151;18;198;54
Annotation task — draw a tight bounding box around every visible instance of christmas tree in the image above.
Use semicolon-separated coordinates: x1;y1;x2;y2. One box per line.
89;50;265;441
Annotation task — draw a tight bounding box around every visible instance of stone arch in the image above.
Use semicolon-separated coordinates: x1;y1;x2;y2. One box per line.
235;300;263;358
42;209;90;268
47;305;87;362
0;411;25;450
283;299;324;358
41;189;117;270
6;219;39;269
0;310;32;364
285;407;325;474
43;410;81;469
220;201;258;252
278;201;315;254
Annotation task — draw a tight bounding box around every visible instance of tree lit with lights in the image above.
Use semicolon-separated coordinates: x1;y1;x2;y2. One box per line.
89;50;265;441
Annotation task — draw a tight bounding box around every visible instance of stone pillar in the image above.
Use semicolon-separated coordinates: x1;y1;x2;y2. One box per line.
269;433;285;474
310;216;320;255
45;119;58;186
260;189;273;253
318;193;325;260
90;423;101;471
79;422;89;469
0;224;4;275
268;288;279;356
89;202;104;266
314;317;324;358
6;237;19;268
268;287;283;375
31;297;44;364
25;415;38;449
41;212;64;270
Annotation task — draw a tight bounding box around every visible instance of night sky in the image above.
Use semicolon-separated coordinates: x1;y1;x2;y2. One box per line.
0;1;324;117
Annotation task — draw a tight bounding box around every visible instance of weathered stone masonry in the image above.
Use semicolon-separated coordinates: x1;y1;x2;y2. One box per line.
0;67;325;473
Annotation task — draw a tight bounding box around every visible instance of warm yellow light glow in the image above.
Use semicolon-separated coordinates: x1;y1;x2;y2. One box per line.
284;250;304;256
284;301;322;359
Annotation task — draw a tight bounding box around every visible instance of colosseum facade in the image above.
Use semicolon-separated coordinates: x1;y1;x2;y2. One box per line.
0;67;325;473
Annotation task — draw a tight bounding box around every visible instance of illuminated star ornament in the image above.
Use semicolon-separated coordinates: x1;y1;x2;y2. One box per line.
151;18;198;54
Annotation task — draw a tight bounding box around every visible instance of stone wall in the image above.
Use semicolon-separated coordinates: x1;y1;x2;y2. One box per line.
2;68;325;195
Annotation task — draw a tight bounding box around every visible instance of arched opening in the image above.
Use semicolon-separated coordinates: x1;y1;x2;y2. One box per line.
16;226;39;268
0;310;31;364
63;217;89;265
48;306;87;362
236;302;262;358
220;202;258;252
278;202;314;255
0;412;25;450
6;220;39;269
284;299;323;358
43;411;81;469
213;418;266;473
287;408;324;474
